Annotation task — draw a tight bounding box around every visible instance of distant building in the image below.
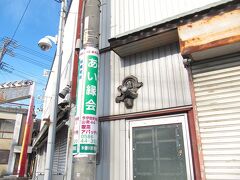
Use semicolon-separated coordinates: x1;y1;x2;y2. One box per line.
0;106;38;177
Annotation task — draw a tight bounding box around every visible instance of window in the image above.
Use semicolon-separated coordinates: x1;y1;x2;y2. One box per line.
128;114;194;180
0;119;15;139
0;150;10;164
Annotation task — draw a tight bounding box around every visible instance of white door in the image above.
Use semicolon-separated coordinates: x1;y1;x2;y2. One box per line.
127;114;194;180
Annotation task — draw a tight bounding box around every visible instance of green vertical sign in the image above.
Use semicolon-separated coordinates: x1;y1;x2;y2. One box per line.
74;47;99;156
84;55;98;115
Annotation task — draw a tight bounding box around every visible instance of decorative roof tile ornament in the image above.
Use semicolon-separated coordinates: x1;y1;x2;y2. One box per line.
116;75;143;109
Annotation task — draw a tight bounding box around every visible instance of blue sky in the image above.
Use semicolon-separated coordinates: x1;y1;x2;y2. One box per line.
0;0;61;118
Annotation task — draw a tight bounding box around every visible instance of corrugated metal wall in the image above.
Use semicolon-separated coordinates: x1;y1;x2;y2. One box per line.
98;42;191;116
97;42;192;179
99;0;224;49
97;120;126;180
192;54;240;180
35;143;47;175
53;126;68;175
35;127;68;176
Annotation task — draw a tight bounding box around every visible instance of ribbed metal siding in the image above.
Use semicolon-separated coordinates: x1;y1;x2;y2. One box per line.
192;55;240;180
97;120;126;180
53;126;68;175
100;0;111;49
100;0;223;49
35;143;47;175
98;42;191;116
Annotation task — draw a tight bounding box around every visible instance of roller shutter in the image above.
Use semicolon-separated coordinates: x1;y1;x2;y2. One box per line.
192;54;240;180
53;126;68;175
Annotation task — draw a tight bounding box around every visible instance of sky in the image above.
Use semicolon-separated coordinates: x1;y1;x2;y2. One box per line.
0;0;61;118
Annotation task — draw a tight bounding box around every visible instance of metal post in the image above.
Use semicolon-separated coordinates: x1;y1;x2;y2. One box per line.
18;83;35;177
44;1;66;180
72;0;100;180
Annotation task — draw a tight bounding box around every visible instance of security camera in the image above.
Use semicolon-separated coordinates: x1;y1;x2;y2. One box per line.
38;37;52;51
59;85;71;99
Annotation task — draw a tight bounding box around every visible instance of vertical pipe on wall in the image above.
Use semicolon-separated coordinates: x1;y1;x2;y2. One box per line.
185;62;206;180
65;0;84;180
44;1;66;180
70;0;84;103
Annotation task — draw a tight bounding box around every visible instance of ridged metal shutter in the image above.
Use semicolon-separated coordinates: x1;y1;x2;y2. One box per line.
53;126;68;175
192;54;240;180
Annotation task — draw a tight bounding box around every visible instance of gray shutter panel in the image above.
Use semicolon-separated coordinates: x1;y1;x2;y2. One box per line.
192;54;240;180
53;126;68;175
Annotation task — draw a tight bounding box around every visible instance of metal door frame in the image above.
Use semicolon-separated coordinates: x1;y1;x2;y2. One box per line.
126;114;194;180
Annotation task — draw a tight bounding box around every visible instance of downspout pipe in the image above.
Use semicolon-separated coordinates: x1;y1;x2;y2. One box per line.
183;59;206;180
64;0;84;179
44;1;66;180
70;0;84;103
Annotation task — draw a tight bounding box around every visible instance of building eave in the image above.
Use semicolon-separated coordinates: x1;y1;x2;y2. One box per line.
32;105;70;149
108;0;236;57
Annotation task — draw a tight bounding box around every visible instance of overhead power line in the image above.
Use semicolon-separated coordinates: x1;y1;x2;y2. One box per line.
0;69;46;86
0;62;47;85
18;45;53;62
14;69;46;83
1;36;53;61
11;0;33;40
0;37;54;70
0;37;17;62
0;0;35;63
15;53;50;68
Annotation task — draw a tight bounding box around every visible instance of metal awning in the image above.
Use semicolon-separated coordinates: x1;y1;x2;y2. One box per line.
108;0;235;57
32;102;70;149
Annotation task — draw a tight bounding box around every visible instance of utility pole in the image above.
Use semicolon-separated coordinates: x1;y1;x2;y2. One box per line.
71;0;100;180
0;37;17;62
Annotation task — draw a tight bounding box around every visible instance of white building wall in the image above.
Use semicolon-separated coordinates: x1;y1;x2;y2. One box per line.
41;0;79;127
98;42;191;116
99;0;229;49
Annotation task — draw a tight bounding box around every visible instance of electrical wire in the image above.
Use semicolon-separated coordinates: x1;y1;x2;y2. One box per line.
0;37;54;62
3;70;46;86
13;54;50;69
14;69;46;84
0;68;46;86
13;57;48;69
15;53;50;66
17;45;53;62
11;0;33;40
0;70;8;82
0;63;46;85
